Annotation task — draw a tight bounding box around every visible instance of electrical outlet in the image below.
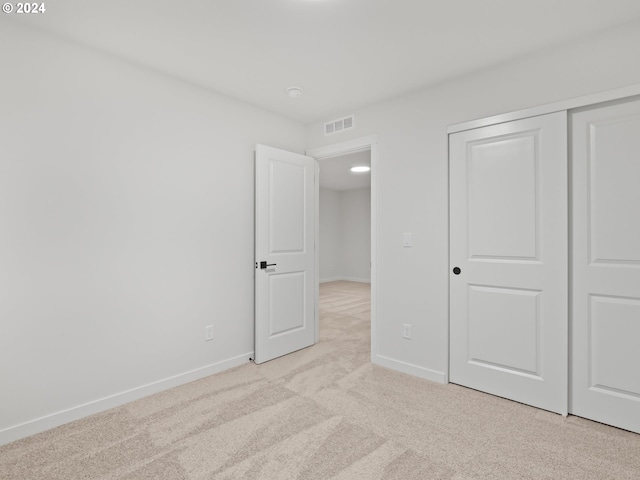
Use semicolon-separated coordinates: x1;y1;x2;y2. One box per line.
205;325;214;341
403;232;412;247
403;323;412;339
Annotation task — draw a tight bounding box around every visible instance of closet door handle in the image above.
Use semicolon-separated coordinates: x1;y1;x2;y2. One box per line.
452;267;461;275
259;261;276;269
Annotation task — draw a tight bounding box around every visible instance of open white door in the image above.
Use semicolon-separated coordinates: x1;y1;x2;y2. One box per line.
449;112;568;414
254;145;317;364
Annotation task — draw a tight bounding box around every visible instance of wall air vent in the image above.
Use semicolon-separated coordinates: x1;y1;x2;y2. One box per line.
324;115;355;136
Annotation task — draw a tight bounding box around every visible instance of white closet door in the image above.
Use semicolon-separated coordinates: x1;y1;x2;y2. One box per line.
571;98;640;433
450;112;568;414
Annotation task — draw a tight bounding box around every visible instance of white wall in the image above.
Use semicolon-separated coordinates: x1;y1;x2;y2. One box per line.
319;188;371;283
340;188;371;282
0;22;306;444
319;188;341;281
307;20;640;382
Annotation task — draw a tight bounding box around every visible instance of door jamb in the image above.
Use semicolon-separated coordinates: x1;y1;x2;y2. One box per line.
306;135;379;362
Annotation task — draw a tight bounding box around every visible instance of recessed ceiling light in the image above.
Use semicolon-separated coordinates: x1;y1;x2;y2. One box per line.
286;87;303;98
350;165;370;173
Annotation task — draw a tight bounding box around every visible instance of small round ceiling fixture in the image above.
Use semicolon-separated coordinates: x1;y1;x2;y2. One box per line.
350;165;370;173
286;87;303;98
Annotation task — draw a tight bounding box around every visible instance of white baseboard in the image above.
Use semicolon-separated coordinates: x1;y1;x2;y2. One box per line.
341;277;371;284
320;276;371;284
320;276;342;283
372;354;446;384
0;352;253;446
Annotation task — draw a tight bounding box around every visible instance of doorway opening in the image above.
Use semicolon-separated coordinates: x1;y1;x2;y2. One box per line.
307;135;378;362
318;150;371;352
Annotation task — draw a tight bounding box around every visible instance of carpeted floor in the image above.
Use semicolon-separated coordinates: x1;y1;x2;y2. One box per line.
1;280;639;479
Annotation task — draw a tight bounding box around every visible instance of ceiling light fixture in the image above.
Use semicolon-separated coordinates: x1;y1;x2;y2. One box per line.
350;165;370;173
286;86;303;98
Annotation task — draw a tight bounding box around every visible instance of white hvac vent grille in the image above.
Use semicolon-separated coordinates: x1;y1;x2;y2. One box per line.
324;115;355;136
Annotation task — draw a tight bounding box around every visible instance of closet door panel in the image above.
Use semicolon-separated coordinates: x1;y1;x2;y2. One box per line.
450;111;568;414
571;97;640;434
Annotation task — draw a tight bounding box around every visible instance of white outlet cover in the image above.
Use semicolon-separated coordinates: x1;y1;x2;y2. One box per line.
402;323;412;339
403;232;412;247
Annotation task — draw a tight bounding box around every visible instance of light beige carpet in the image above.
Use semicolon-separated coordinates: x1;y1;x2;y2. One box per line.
1;280;639;479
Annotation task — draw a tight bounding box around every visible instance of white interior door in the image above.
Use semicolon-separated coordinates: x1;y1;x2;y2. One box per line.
450;112;568;414
571;98;640;433
254;145;316;364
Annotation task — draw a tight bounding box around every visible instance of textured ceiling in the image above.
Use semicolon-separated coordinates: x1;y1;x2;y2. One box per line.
8;0;640;123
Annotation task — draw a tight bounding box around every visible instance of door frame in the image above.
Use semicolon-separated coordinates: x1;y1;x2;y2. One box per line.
306;135;379;361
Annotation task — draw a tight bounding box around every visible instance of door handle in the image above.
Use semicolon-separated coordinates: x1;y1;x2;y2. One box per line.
260;261;276;269
452;267;461;275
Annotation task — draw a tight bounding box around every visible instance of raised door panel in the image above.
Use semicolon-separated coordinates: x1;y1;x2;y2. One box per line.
468;134;538;260
589;116;640;264
270;160;306;254
589;295;640;399
468;285;540;377
468;285;541;376
269;272;306;337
